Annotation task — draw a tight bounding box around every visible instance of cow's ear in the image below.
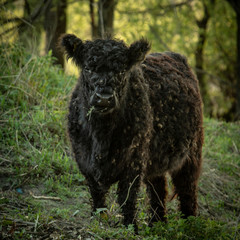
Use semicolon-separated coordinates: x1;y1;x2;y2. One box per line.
59;34;84;66
127;38;150;68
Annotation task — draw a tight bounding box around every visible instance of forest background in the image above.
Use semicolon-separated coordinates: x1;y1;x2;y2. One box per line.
1;0;240;121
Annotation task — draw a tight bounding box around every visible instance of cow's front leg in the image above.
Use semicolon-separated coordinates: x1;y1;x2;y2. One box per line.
88;178;109;213
117;172;141;231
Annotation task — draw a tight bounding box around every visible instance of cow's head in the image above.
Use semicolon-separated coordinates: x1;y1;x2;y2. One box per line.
60;34;150;114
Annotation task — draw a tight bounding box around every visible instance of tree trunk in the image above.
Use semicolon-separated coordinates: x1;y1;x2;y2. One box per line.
237;10;240;119
89;0;115;39
44;0;67;68
195;25;208;102
226;0;240;120
98;0;114;37
90;0;98;38
195;1;215;111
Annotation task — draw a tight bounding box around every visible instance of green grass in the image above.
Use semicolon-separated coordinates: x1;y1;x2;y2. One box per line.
0;43;239;239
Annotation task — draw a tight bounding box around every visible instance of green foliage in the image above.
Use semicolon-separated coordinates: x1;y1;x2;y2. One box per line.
138;215;235;240
0;42;80;186
142;215;238;240
3;0;237;119
199;118;240;223
115;0;237;119
85;213;238;240
0;44;239;239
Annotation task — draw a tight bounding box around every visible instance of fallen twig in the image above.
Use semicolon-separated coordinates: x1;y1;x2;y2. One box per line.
2;217;35;226
232;141;239;154
29;191;61;201
34;213;39;232
0;156;12;164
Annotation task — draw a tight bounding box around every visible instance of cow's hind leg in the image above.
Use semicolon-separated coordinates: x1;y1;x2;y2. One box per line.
171;155;202;218
145;175;168;224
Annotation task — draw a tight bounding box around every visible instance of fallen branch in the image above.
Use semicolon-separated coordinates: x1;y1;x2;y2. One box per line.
0;156;12;166
19;165;39;177
29;191;61;201
1;217;35;226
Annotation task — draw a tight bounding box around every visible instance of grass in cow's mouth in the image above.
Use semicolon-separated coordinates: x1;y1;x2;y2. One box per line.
86;106;95;120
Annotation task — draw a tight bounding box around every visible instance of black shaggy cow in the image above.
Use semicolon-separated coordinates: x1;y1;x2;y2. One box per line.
60;34;204;228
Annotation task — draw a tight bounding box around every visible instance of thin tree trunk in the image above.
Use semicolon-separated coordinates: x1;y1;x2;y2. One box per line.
236;11;240;119
90;0;115;39
98;0;105;38
195;28;208;101
90;0;98;38
101;0;114;36
225;0;240;120
44;0;67;68
195;1;214;108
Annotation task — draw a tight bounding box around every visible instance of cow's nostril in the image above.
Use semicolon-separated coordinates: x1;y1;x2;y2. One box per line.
96;92;114;100
95;92;114;107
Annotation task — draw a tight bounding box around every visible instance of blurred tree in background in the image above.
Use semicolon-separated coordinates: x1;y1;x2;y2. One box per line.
194;0;215;114
225;0;240;120
0;0;238;121
90;0;115;38
44;0;67;67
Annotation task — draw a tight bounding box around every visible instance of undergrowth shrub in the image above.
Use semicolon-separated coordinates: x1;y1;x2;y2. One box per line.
144;214;237;240
0;43;79;185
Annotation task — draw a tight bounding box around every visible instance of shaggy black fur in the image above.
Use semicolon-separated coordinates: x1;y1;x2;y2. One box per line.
60;34;204;229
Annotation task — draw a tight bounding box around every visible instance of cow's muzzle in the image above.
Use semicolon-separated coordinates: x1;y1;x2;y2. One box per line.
90;91;116;114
